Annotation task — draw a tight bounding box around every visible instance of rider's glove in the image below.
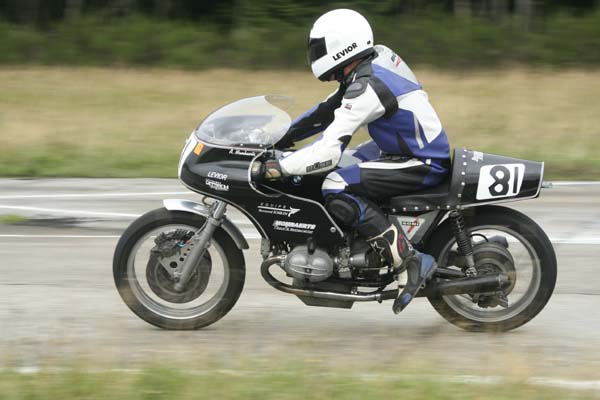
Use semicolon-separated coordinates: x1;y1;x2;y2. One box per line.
263;159;283;180
251;159;284;182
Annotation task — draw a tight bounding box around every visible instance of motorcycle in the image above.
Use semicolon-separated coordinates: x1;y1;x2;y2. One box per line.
113;95;556;332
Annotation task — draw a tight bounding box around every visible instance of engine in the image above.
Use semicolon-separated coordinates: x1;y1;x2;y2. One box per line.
283;242;383;283
284;245;333;283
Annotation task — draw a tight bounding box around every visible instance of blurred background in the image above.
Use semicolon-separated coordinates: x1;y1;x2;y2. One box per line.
1;2;600;399
0;0;599;178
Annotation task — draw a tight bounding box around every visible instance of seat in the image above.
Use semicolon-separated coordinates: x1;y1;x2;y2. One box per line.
383;148;466;212
385;177;454;212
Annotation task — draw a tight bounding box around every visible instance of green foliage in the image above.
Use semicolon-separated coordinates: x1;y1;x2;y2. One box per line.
2;10;600;69
0;214;28;224
0;367;597;400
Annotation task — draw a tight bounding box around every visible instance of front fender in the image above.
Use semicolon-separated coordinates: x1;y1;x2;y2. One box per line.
163;199;249;250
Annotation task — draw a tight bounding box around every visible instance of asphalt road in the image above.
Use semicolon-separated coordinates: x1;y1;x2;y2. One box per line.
0;178;599;379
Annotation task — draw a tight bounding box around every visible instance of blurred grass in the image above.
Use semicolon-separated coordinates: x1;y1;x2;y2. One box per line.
0;66;599;179
0;214;28;224
0;367;598;400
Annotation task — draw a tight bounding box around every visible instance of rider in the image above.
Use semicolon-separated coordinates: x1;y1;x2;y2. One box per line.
260;9;451;313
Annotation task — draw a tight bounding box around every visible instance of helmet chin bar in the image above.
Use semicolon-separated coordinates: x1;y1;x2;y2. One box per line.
317;48;375;82
333;68;346;82
319;68;344;82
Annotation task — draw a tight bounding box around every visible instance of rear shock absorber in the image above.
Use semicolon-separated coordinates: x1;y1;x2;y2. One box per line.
449;210;477;275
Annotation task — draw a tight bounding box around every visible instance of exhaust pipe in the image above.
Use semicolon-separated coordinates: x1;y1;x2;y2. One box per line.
260;255;397;302
261;256;511;302
420;272;511;297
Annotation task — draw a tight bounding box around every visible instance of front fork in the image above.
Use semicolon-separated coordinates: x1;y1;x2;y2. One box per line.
173;200;227;291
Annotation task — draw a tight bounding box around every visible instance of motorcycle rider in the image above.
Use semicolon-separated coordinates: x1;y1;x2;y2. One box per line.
260;9;451;313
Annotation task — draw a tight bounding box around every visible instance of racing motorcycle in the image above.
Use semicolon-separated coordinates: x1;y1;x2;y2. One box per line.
113;95;556;332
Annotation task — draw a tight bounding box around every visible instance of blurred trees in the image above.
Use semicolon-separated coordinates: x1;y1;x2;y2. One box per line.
1;0;599;68
0;0;598;27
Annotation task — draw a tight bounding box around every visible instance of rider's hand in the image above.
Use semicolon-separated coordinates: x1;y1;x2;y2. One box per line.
251;159;283;182
263;159;283;180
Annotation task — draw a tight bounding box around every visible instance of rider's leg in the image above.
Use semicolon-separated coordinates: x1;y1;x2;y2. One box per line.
322;159;442;313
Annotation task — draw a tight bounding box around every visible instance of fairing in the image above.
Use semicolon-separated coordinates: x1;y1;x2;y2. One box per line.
178;143;345;245
193;95;292;148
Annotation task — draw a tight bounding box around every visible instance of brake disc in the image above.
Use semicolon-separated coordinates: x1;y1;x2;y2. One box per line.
146;252;212;303
145;230;212;304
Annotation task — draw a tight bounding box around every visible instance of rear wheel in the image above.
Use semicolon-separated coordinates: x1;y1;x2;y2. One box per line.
113;208;245;330
425;206;556;332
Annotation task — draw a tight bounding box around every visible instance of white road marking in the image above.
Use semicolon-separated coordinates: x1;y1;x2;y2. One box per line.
552;236;600;245
0;228;261;240
0;204;251;225
0;205;140;218
0;191;190;200
0;184;598;244
0;233;595;244
546;181;600;187
3;204;595;243
0;234;121;238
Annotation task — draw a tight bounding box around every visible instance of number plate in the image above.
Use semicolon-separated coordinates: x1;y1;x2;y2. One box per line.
476;163;525;200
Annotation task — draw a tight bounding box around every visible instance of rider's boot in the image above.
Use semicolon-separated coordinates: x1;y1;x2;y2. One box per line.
367;224;437;314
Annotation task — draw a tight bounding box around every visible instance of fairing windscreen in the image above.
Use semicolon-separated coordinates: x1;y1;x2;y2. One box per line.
194;95;293;147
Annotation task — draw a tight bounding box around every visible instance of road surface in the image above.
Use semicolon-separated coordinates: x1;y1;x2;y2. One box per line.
0;178;599;379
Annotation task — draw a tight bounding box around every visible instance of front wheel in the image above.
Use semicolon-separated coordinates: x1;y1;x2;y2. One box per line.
113;208;245;330
425;206;556;332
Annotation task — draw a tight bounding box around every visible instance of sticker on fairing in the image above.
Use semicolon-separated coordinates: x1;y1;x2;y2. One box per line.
258;203;300;217
476;163;525;200
273;220;316;234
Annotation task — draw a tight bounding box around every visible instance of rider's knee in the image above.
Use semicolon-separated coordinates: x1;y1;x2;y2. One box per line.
325;193;361;227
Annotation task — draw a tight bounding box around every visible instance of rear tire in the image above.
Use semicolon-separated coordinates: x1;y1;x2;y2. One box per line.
113;208;245;330
425;206;556;332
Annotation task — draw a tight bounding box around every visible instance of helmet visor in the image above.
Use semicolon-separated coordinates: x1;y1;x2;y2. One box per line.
307;37;327;64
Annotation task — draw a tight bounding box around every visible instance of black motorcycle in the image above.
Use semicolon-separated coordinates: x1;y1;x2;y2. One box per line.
113;95;556;332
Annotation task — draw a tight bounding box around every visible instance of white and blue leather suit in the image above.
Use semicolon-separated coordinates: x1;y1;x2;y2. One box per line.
279;45;451;238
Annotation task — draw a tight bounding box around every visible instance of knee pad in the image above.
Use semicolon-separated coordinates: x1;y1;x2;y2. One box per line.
325;195;361;227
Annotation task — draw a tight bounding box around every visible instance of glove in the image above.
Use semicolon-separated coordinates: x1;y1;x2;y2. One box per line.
263;159;283;180
250;159;283;182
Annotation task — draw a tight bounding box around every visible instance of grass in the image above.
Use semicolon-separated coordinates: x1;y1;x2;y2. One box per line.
0;214;28;224
1;66;599;179
0;366;598;400
3;11;600;69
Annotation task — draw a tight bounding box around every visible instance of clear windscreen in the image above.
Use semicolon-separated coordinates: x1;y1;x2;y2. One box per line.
194;95;293;148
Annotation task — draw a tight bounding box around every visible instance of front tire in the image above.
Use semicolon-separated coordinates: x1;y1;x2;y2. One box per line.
425;206;556;332
113;208;245;330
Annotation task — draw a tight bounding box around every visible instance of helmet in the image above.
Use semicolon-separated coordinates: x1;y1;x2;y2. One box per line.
307;9;374;81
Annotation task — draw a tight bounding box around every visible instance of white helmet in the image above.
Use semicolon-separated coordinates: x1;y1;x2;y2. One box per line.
307;9;374;81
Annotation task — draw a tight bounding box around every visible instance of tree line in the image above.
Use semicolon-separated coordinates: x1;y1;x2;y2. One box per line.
1;0;599;68
1;0;598;28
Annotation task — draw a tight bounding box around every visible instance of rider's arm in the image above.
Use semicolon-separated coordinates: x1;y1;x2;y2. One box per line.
276;86;344;148
279;82;386;176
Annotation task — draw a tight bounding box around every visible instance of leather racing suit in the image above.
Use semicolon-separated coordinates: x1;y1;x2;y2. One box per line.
279;44;451;239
